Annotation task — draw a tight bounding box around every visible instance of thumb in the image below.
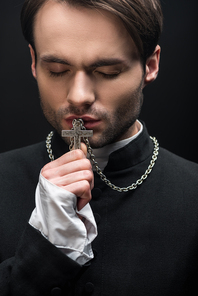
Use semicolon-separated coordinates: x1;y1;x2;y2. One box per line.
71;142;87;156
80;142;87;157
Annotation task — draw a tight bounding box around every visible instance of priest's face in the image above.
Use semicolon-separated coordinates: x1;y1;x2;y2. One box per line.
30;1;149;148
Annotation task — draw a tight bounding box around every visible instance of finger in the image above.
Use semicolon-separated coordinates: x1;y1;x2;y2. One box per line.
42;158;92;180
71;142;87;155
80;142;87;157
49;169;94;188
80;143;94;188
77;197;90;211
42;149;86;172
64;180;92;211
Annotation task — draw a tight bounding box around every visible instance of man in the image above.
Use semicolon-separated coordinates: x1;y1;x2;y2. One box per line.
0;0;198;295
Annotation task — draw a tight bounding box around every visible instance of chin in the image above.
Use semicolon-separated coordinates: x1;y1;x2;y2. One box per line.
88;137;112;149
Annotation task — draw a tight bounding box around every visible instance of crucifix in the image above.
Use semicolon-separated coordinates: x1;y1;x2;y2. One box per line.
61;119;93;150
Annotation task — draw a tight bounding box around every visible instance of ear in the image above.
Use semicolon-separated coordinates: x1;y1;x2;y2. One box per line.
29;44;37;79
144;45;161;87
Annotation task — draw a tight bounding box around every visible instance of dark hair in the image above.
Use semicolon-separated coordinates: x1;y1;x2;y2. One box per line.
21;0;163;63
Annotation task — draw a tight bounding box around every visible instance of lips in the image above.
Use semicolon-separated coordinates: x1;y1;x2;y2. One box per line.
65;115;101;129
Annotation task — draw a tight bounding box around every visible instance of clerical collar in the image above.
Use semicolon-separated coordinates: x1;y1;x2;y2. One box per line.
91;120;143;171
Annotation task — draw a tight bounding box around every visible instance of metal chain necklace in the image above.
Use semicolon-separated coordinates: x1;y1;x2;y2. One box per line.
46;120;159;192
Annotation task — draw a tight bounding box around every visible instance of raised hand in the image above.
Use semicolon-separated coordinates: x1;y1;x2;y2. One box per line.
41;143;94;211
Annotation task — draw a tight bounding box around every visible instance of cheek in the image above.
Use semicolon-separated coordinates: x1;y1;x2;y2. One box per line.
97;80;141;110
36;74;67;108
97;66;144;109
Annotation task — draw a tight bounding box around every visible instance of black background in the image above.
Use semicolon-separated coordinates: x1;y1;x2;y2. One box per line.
0;0;198;162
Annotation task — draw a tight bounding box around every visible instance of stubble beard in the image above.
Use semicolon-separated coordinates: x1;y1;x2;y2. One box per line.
40;84;144;149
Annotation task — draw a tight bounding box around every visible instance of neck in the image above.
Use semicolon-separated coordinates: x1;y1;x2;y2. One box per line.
116;120;141;142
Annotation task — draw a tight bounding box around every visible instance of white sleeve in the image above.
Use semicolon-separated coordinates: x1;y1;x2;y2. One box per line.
29;172;97;265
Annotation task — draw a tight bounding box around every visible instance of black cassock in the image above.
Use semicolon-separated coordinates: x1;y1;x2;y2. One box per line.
0;123;198;295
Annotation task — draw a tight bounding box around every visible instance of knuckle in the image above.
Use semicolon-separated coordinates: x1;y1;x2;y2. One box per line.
82;158;92;169
82;180;92;192
73;149;84;159
83;170;93;182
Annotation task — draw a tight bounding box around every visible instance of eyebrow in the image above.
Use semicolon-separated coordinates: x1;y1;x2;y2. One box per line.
40;55;126;68
89;58;126;68
41;55;71;65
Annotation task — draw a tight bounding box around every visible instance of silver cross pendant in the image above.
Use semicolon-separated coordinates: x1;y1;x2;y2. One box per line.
61;119;93;149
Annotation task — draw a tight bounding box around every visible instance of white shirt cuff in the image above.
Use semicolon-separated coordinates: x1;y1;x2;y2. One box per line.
29;173;97;265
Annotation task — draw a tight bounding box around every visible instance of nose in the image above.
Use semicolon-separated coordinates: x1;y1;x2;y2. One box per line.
67;71;95;107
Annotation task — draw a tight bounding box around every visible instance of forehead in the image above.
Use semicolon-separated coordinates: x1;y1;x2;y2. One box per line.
33;0;138;64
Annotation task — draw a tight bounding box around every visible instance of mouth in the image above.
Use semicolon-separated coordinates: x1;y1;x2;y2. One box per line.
65;115;101;130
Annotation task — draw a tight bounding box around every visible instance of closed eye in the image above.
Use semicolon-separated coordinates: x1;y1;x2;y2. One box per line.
96;71;121;79
49;70;69;77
